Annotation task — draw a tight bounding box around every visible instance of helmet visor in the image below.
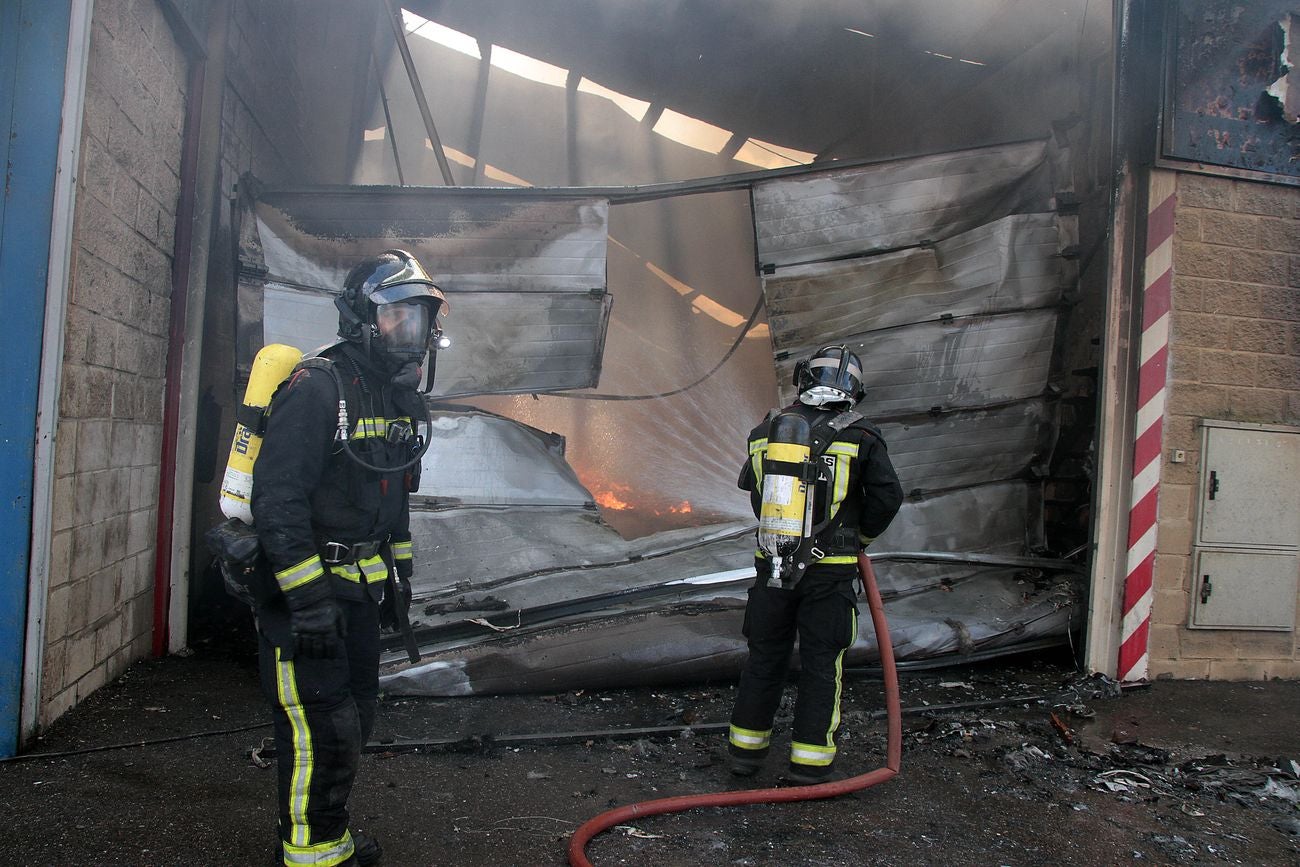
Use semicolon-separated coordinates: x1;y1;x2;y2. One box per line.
370;279;448;312
808;353;861;387
375;300;432;361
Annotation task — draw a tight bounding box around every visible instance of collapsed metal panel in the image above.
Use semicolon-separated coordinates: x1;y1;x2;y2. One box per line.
753;140;1056;266
880;401;1056;495
764;213;1068;345
752;140;1073;488
381;565;1078;695
871;481;1043;557
780;310;1059;416
236;186;612;397
374;140;1085;697
382;407;1067;696
413;410;591;507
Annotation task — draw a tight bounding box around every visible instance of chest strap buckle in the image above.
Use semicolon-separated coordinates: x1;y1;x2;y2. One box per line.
321;539;384;565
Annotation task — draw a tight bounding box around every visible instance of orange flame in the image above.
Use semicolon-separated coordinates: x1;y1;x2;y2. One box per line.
666;501;692;514
594;489;633;511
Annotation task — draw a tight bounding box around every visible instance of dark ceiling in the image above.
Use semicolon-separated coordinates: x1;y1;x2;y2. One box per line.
403;0;1108;163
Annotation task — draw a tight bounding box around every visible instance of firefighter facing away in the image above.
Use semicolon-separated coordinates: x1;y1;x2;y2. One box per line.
728;344;903;784
251;249;447;865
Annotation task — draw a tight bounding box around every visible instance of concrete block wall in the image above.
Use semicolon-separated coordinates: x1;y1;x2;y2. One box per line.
1148;171;1300;681
42;0;189;725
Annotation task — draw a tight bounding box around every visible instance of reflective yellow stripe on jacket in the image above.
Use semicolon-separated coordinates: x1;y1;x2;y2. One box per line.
327;554;388;584
276;554;325;593
350;416;412;441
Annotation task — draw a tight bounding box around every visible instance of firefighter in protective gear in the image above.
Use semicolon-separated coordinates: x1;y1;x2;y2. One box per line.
251;249;447;866
727;345;903;785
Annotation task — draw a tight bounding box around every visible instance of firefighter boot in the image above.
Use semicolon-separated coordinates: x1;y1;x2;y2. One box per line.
352;831;383;865
785;761;835;786
276;831;382;866
727;743;769;777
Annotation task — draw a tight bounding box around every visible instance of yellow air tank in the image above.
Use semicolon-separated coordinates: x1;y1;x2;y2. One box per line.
757;410;814;585
219;343;303;523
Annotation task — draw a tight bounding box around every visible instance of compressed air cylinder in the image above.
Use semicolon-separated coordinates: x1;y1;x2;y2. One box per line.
219;343;303;523
757;410;812;578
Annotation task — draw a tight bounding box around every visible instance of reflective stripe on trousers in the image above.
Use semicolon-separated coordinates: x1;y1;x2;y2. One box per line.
728;724;771;752
258;600;380;866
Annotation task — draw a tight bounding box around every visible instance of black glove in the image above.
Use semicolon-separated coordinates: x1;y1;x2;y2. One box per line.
284;579;345;659
380;575;412;632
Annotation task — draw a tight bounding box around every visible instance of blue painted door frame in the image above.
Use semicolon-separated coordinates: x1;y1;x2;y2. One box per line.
0;0;72;757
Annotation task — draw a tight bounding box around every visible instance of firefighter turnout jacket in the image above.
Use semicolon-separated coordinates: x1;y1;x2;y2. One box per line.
250;341;424;866
730;401;903;779
252;342;421;615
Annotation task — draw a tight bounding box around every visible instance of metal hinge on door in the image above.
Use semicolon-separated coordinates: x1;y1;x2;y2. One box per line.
1200;574;1213;604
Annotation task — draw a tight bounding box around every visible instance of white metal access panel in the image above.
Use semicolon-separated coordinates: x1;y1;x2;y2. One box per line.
1190;421;1300;631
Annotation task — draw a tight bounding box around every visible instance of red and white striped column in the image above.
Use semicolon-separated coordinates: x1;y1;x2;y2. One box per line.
1117;172;1176;682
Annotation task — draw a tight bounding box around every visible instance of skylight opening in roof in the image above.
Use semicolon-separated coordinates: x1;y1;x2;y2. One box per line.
577;77;652;121
437;145;531;186
734;138;816;169
490;43;569;87
441;144;476;167
483;164;532;186
652;109;732;154
401;9;481;59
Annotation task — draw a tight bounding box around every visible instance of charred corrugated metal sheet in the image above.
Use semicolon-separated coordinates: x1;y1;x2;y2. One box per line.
236;185;612;396
763;213;1070;342
372;140;1085;697
413;409;590;507
752;140;1058;267
407;497;754;611
381;564;1079;695
880;401;1056;494
776;310;1060;416
871;481;1044;556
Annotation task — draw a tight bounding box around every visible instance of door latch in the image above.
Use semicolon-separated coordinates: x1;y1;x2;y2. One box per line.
1208;470;1219;500
1200;574;1212;604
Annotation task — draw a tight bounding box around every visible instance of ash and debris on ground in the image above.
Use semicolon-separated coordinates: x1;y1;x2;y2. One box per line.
1;645;1297;866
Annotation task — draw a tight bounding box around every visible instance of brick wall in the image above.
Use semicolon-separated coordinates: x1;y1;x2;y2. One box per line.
1148;171;1300;681
41;0;190;725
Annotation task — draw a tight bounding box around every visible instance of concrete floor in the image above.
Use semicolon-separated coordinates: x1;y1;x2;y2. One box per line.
1;645;1297;866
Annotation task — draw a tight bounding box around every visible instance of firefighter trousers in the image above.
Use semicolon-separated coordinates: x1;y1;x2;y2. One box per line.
729;572;858;769
258;596;380;864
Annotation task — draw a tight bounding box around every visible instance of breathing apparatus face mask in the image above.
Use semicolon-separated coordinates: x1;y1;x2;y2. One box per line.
798;385;853;408
374;300;432;365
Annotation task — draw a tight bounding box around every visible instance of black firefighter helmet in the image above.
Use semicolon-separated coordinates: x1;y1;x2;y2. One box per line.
336;249;448;366
792;344;866;408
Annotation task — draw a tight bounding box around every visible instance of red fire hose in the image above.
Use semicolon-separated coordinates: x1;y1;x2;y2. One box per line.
568;553;902;867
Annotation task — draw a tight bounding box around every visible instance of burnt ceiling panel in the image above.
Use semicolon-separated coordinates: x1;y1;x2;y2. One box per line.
236;186;611;397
